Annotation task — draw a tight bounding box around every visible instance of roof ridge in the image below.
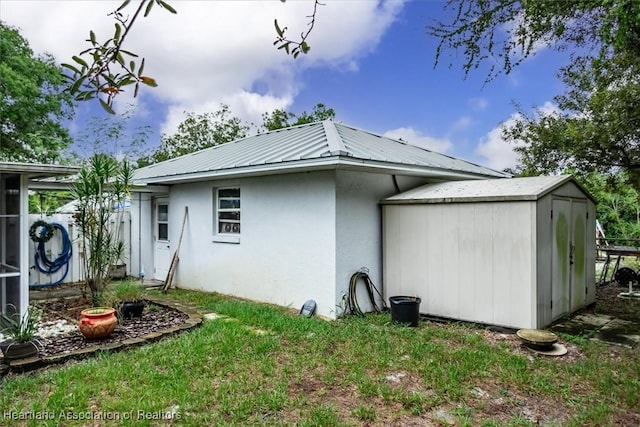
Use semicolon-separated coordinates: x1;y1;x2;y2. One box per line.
322;120;347;155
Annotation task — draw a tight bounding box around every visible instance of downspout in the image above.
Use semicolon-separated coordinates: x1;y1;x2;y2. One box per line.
392;175;401;193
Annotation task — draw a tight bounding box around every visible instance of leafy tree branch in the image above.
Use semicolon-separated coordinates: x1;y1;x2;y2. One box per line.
65;0;323;113
273;0;324;58
62;0;175;114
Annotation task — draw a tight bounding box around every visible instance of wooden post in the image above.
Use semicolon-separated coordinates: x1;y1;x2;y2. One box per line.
163;206;188;293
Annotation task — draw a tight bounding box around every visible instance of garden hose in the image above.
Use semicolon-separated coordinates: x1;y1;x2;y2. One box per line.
347;268;388;316
31;222;72;288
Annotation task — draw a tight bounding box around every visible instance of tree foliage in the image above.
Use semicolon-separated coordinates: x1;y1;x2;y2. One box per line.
429;0;639;81
63;0;176;114
430;0;640;190
0;22;74;163
139;103;336;165
261;103;335;131
580;172;640;239
72;108;151;162
140;104;249;165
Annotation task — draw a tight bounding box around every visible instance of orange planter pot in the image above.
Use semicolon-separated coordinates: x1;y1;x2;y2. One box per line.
79;307;117;340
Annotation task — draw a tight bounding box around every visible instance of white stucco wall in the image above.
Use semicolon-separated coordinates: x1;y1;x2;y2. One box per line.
129;191;157;280
166;171;338;318
334;170;400;316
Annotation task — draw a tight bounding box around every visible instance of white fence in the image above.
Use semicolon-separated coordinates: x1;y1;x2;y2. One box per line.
28;212;132;288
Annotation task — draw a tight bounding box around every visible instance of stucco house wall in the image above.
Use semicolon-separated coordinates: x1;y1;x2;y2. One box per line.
334;170;429;316
154;171;338;318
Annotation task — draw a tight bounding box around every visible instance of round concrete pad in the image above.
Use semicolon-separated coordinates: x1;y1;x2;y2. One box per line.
526;343;567;357
516;328;558;347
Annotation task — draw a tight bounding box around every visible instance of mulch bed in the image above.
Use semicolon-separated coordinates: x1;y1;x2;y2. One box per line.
32;297;189;358
595;281;640;322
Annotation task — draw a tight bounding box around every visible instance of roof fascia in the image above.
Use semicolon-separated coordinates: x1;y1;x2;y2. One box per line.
0;162;79;178
135;156;506;185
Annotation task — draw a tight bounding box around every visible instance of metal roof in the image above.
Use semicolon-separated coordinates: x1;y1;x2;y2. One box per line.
382;175;594;204
133;121;510;184
0;162;79;178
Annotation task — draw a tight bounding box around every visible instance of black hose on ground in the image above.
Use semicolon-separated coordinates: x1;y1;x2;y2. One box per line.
347;268;388;317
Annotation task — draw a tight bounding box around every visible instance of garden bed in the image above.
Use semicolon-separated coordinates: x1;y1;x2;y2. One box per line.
1;295;202;372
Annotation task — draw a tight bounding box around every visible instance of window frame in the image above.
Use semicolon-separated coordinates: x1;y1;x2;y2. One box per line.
156;202;169;242
213;187;241;244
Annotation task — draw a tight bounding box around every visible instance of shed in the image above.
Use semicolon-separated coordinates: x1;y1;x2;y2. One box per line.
381;175;596;329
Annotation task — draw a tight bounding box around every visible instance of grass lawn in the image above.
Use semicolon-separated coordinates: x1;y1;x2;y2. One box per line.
1;289;639;426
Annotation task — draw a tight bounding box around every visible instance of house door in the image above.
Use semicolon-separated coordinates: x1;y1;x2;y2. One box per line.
551;198;588;320
153;199;171;280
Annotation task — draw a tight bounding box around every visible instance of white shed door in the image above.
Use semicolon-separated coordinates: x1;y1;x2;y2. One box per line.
153;199;171;280
551;198;588;320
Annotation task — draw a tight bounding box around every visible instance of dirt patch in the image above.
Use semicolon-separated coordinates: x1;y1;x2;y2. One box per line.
595;282;640;322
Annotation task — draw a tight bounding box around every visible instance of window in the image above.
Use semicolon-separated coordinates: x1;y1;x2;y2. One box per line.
157;203;169;241
216;188;240;235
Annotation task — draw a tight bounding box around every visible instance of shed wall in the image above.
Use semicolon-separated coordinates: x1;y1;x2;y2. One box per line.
383;201;537;329
535;188;596;327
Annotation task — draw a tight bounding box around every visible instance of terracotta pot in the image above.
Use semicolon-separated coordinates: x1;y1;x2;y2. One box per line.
0;339;39;360
79;307;117;340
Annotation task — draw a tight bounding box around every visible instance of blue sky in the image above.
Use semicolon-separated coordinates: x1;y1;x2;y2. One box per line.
3;0;569;171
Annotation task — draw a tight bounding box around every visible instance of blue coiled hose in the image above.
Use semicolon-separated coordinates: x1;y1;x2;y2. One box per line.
31;222;72;288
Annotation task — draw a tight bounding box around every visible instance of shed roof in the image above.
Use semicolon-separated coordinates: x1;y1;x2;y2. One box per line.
382;175;594;204
133;121;509;184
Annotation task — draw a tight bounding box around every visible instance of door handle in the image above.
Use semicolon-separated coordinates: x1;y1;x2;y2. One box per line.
569;244;575;265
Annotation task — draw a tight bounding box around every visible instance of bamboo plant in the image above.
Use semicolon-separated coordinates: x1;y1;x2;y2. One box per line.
72;154;133;306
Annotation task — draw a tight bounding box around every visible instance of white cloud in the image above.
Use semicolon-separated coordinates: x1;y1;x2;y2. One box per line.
2;0;405;123
474;114;522;171
468;97;488;111
383;127;453;153
453;116;473;130
475;101;558;170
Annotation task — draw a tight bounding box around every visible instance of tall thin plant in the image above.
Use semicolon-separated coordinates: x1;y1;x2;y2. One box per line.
72;154;133;306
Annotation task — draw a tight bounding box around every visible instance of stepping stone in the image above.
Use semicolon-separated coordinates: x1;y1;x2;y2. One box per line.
596;319;640;348
203;312;228;321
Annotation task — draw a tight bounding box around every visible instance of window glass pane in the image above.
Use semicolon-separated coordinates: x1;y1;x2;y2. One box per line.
158;223;168;240
219;188;240;198
158;204;168;222
219;199;240;209
219;211;240;221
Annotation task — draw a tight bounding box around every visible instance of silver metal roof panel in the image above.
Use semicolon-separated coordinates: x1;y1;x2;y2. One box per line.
382;175;589;204
133;121;509;184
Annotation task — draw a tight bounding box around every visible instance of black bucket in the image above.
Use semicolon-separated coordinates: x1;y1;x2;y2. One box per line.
389;296;421;327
